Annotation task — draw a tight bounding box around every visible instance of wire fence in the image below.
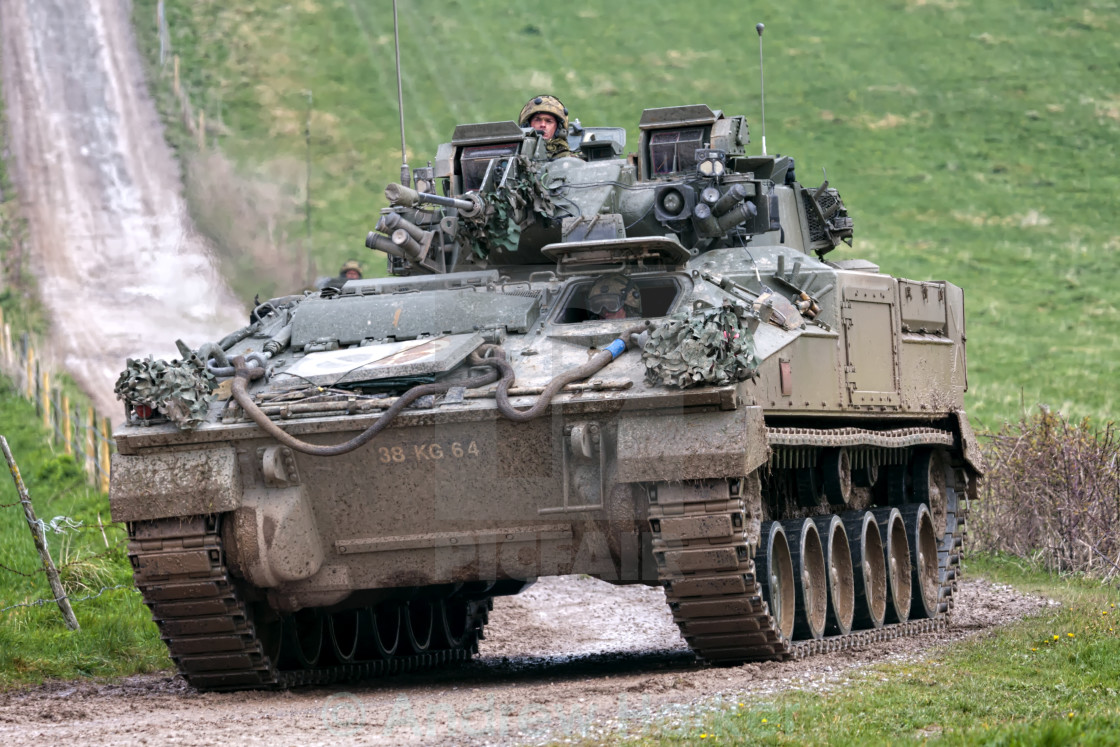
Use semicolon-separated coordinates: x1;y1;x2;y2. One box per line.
0;443;134;626
0;308;128;628
0;585;137;616
0;309;115;493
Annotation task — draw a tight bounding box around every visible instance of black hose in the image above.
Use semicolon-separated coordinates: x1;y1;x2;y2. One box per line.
218;321;262;351
198;341;231;369
473;324;647;423
231;356;500;456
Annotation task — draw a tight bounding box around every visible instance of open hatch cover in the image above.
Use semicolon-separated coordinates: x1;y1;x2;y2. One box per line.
541;236;690;273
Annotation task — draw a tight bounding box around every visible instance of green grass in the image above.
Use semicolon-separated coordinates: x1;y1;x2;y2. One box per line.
620;553;1120;746
130;0;1120;428
0;379;168;687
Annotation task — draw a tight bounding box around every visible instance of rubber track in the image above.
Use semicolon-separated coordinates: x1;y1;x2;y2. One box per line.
128;517;485;691
650;438;965;664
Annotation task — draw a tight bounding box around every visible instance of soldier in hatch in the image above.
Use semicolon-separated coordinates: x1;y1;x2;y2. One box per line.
587;274;642;320
518;94;583;161
339;259;363;281
319;259;363;291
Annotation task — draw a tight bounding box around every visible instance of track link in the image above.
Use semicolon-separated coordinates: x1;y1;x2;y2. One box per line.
649;478;792;662
128;516;489;691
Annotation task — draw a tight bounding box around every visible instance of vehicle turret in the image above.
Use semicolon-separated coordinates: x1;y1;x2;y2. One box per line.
366;104;851;275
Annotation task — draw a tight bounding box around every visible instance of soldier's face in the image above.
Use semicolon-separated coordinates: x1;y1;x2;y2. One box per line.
529;113;558;140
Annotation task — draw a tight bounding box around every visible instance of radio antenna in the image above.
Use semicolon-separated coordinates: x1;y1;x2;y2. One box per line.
756;22;767;156
393;0;410;187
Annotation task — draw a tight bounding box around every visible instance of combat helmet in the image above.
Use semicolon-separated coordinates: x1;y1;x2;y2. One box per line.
587;274;642;317
340;259;363;278
519;94;569;134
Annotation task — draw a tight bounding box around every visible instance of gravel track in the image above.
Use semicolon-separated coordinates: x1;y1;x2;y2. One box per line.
0;577;1051;745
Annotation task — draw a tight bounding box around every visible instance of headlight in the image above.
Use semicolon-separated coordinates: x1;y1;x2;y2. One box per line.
653;183;696;223
660;189;684;216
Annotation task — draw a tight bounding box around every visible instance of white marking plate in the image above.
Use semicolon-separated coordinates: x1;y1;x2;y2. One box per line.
278;333;482;385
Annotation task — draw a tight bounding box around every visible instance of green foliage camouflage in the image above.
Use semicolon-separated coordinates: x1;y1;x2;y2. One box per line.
462;157;558;257
113;354;216;430
642;303;759;389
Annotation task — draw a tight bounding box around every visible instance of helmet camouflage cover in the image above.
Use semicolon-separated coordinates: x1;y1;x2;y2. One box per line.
340;259;362;276
519;94;569;132
587;274;641;316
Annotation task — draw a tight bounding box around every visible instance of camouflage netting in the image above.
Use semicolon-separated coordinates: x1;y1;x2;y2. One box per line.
464;157;558;257
642;304;760;389
114;354;217;430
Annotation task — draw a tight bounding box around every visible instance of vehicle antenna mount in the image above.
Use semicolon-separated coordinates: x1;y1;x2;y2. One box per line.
756;22;767;156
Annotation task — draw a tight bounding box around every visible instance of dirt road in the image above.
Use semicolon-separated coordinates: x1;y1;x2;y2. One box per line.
0;0;244;416
0;577;1051;745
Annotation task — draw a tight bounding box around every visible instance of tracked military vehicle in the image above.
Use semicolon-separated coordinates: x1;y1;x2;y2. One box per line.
110;103;983;691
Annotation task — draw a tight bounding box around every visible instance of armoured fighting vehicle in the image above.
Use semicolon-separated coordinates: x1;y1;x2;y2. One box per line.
110;102;983;691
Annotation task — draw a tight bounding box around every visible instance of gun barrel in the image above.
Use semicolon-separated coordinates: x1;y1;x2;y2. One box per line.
366;231;405;258
385;183;478;213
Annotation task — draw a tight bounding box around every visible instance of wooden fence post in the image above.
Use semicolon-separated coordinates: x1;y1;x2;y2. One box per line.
25;346;34;400
41;369;51;431
61;395;73;456
52;387;62;444
85;407;97;483
98;417;111;494
1;436;80;630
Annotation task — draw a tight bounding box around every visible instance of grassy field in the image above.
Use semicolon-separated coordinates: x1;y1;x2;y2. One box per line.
623;555;1120;746
131;0;1120;429
0;383;167;687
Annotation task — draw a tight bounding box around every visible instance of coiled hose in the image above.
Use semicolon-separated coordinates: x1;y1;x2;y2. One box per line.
472;324;648;423
230;325;647;456
209;351;268;378
231;355;500;457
